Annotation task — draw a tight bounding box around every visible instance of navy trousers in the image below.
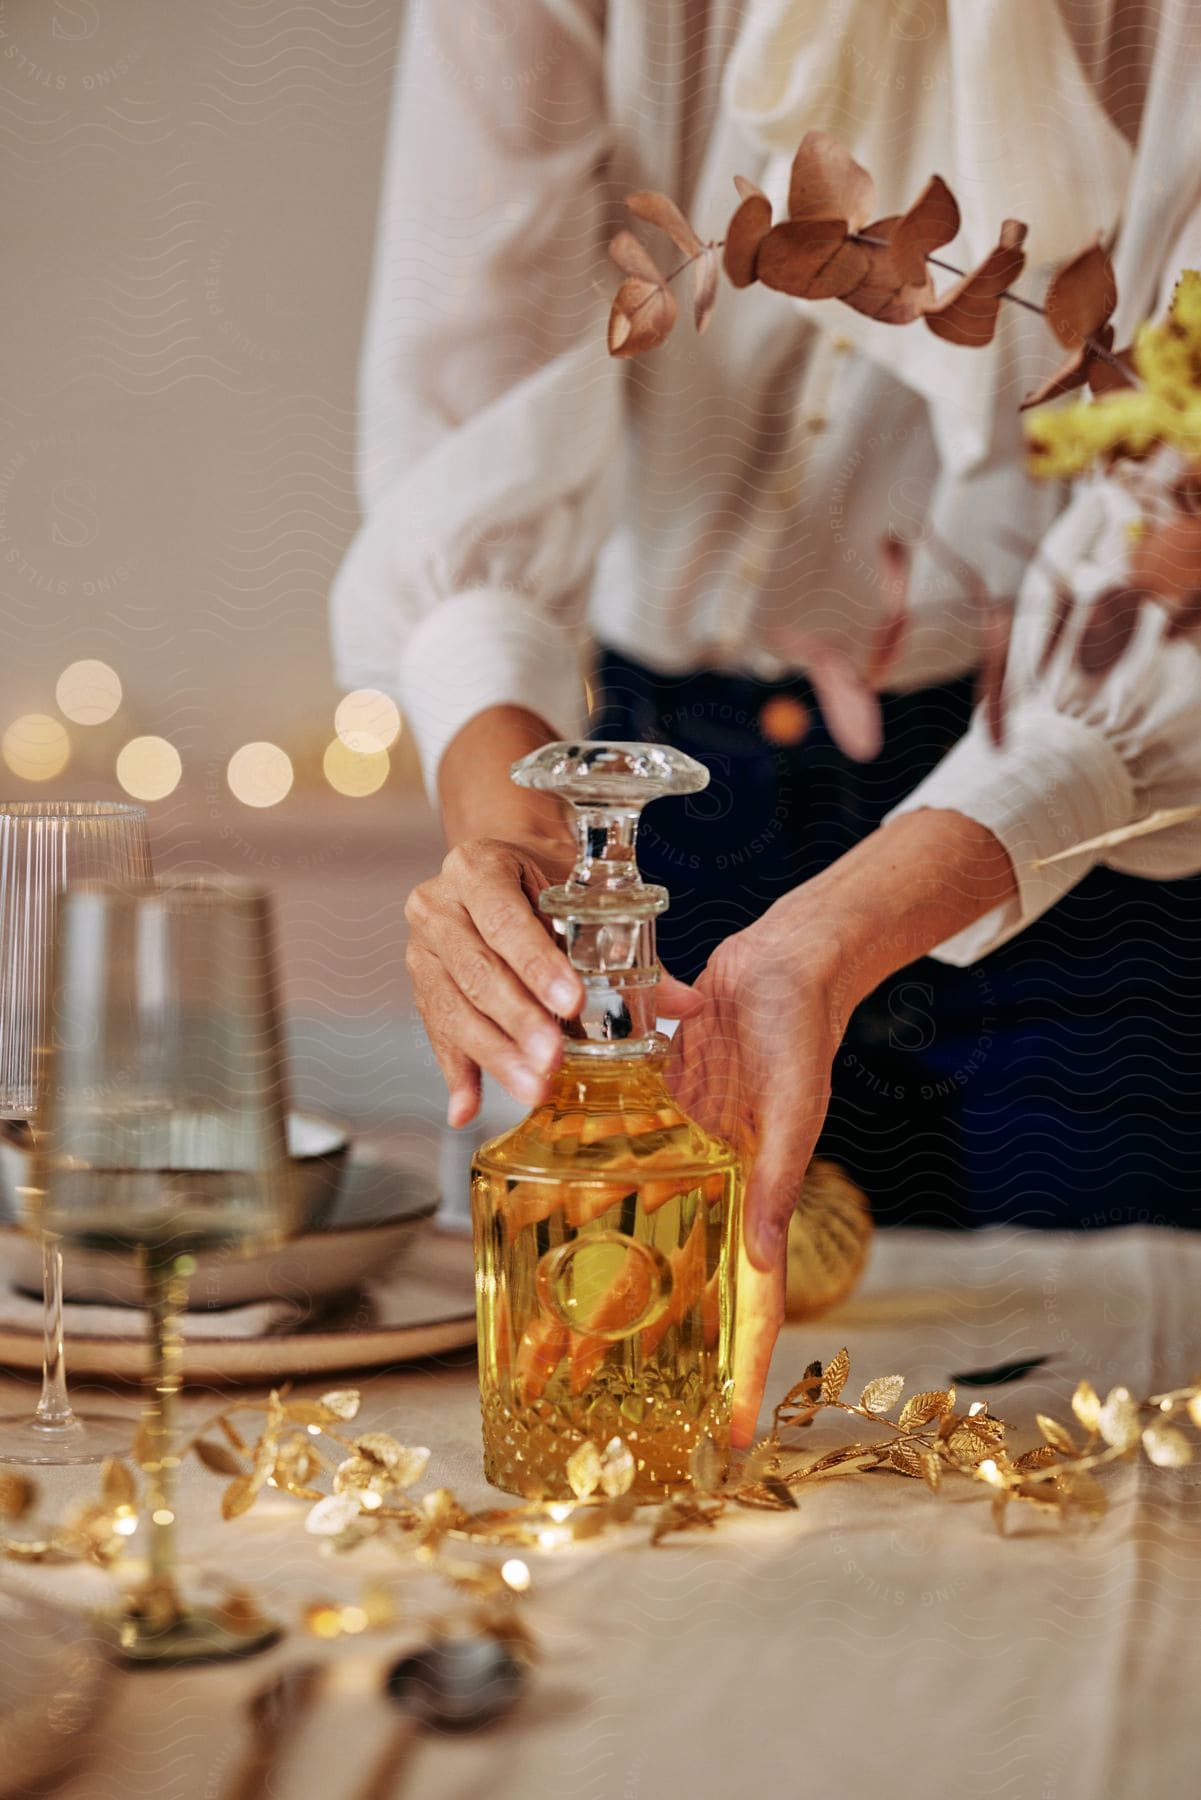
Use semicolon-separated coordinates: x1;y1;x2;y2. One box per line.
592;648;1201;1230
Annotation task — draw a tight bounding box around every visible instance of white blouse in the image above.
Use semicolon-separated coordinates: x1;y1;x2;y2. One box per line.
330;0;1201;964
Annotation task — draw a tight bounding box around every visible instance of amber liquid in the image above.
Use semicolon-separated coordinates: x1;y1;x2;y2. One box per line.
471;1051;741;1500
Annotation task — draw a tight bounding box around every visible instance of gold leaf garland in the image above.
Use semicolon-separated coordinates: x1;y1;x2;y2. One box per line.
4;1358;1200;1637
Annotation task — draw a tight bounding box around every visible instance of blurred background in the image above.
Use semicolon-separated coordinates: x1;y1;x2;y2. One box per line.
0;0;499;1183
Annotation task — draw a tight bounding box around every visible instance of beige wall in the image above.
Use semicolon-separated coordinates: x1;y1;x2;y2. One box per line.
0;0;421;803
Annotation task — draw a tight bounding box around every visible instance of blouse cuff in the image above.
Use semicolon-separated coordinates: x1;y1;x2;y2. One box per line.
885;703;1137;965
396;588;587;796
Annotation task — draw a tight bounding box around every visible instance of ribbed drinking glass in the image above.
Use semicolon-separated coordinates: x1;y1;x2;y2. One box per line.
0;800;151;1464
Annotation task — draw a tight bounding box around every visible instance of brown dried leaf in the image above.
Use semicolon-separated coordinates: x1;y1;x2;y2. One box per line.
1076;585;1143;676
692;246;720;336
821;1348;851;1404
1036;1414;1077;1455
609;228;663;284
194;1439;246;1478
860;1375;905;1415
757;219;853;299
925;220;1028;348
608;276;678;358
625;189;704;258
789;130;876;233
1044;240;1117;349
898;1390;951;1431
724;192;773;288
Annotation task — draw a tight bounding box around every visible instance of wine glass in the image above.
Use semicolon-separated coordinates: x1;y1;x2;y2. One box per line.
0;800;152;1465
29;877;301;1664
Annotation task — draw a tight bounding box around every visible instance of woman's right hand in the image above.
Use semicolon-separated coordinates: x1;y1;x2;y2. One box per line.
404;836;584;1126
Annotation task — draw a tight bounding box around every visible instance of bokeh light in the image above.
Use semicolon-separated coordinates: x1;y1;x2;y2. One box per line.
323;737;390;798
116;736;182;801
334;688;401;754
2;714;70;782
55;659;122;725
226;741;293;809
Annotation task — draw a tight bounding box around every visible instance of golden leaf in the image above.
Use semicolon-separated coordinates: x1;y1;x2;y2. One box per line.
821;1348;851;1405
735;1482;798;1512
353;1433;405;1470
600;1438;635;1499
860;1375;905;1415
218;1415;249;1454
320;1389;362;1423
1014;1445;1059;1473
221;1475;257;1521
898;1389;949;1430
1057;1470;1108;1518
305;1492;363;1537
283;1400;330;1428
566;1440;602;1501
889;1441;925;1479
1071;1379;1102;1433
688;1434;723;1494
0;1473;35;1521
919;1448;941;1493
1098;1386;1141;1452
1188;1393;1201;1429
1036;1415;1078;1456
1142;1423;1193;1469
194;1439;245;1479
101;1458;137;1509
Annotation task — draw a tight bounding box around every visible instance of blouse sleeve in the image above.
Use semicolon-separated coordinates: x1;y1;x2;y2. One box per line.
887;203;1201;967
330;0;621;795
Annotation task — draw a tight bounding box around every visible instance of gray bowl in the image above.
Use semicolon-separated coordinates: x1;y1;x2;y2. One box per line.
0;1110;349;1231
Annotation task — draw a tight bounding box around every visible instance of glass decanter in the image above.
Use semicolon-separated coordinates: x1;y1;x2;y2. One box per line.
471;742;742;1500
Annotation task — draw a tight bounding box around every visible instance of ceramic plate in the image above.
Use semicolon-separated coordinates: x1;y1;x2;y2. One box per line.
0;1209;477;1384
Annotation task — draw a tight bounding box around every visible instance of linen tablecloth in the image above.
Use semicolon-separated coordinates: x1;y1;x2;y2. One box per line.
3;1225;1199;1800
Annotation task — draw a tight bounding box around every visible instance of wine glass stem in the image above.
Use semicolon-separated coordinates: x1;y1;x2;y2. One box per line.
142;1246;187;1602
34;1233;76;1432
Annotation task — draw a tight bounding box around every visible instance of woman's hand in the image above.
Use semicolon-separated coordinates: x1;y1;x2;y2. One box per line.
668;809;1019;1447
667;901;850;1448
406;834;701;1124
405;835;582;1126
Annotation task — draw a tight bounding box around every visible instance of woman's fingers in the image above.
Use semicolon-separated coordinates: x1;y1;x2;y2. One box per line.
451;844;584;1017
656;972;705;1019
421;901;565;1077
731;1249;786;1448
407;945;550;1110
742;1072;827;1270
